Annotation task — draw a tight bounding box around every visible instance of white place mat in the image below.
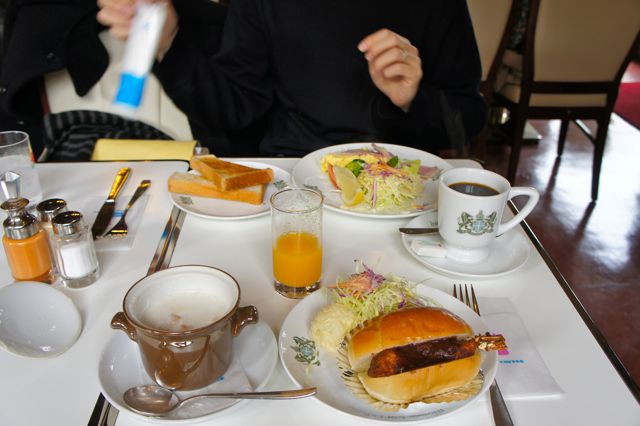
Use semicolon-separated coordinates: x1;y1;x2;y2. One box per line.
82;195;149;251
479;297;564;399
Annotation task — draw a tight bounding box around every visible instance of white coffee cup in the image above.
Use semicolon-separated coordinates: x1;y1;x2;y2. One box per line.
437;168;539;263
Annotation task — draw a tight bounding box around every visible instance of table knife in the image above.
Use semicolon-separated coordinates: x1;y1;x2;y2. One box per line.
91;167;131;239
398;227;439;235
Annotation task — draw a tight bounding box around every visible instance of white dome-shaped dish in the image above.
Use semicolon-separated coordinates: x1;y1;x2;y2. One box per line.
0;281;82;357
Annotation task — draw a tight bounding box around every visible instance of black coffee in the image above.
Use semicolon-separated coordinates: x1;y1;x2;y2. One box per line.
449;182;499;196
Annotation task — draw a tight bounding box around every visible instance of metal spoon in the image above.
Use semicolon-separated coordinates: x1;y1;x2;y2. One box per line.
398;227;439;235
123;384;317;416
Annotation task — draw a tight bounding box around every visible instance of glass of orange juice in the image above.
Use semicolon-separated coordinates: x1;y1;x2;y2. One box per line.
270;187;323;298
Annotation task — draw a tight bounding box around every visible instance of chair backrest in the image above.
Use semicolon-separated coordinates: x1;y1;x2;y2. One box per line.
467;0;517;98
44;31;193;141
532;0;640;83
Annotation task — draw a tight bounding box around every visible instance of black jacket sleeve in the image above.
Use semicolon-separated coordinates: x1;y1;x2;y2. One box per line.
154;0;273;131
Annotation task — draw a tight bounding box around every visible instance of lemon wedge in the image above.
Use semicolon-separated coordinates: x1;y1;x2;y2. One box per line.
333;165;364;206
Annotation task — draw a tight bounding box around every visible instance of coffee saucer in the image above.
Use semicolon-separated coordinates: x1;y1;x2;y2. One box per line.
98;321;277;424
401;214;530;279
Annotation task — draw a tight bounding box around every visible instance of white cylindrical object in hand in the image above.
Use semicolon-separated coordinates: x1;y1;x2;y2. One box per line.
113;2;168;113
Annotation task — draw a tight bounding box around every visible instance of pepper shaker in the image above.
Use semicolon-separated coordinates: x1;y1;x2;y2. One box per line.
51;211;100;288
36;198;68;236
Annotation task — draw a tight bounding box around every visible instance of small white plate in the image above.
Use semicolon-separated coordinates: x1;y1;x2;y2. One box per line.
170;161;290;220
278;286;497;423
0;282;82;358
99;321;277;424
291;143;452;219
401;214;531;279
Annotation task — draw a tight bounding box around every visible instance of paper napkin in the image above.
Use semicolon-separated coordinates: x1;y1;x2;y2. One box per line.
90;139;197;161
82;195;149;251
479;297;564;399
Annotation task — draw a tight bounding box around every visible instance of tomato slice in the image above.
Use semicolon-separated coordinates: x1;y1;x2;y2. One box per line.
327;164;339;189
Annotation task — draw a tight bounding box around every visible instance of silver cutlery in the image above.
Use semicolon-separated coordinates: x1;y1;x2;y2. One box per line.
453;284;514;426
398;227;439;235
91;167;131;239
124;384;317;416
104;180;151;238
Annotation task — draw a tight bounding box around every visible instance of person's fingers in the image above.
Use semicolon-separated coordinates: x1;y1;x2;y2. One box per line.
367;45;421;76
96;0;135;28
358;28;398;53
97;0;136;16
358;29;418;62
374;62;422;82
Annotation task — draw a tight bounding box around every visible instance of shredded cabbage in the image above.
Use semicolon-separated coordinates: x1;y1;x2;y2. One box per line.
331;274;427;325
357;163;424;213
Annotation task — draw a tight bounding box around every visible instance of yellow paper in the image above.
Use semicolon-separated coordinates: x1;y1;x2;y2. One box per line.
90;139;197;161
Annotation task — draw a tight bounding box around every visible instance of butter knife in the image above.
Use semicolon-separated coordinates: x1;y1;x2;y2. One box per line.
398;227;439;235
91;167;131;239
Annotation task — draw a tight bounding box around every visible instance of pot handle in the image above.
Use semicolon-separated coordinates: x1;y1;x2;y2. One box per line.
231;305;258;336
111;312;137;341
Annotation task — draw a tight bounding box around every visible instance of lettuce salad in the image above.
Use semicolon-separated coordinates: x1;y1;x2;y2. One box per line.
323;144;439;213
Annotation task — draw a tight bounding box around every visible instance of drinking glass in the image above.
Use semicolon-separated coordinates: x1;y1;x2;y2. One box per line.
0;131;43;207
270;187;323;298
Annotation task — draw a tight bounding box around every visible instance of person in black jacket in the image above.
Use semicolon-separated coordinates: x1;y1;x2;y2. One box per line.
0;0;236;158
98;0;487;157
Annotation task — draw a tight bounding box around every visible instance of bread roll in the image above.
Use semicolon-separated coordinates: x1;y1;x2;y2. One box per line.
347;307;481;404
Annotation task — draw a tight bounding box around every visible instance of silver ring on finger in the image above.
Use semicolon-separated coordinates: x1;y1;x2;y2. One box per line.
401;49;409;62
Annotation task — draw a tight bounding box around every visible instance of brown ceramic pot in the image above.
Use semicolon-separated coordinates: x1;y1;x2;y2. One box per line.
111;265;258;390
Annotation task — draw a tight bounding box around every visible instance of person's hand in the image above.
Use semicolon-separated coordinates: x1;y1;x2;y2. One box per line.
96;0;179;60
358;29;423;112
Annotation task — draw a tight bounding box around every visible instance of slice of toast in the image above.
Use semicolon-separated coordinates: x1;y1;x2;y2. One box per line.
168;172;266;205
189;155;274;191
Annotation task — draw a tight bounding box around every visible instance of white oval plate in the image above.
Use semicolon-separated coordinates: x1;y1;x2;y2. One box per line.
291;143;452;219
401;214;531;279
278;286;497;423
0;282;82;358
99;321;277;424
170;161;290;220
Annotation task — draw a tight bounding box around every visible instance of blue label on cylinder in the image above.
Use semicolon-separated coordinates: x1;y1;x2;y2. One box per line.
114;73;146;108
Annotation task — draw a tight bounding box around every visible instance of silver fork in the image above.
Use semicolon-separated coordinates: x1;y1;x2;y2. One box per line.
104;180;151;238
454;284;514;426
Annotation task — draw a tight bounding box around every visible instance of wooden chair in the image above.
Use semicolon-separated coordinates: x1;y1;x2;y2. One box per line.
466;0;519;160
494;0;640;200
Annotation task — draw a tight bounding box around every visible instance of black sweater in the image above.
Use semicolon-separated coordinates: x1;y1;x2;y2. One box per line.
156;0;486;156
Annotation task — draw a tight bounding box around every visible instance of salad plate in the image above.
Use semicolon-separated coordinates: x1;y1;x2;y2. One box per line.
99;321;278;424
291;143;452;219
278;285;497;423
401;214;531;279
170;161;290;220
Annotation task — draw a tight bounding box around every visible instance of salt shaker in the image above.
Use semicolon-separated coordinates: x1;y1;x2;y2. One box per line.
51;211;100;288
1;197;53;283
